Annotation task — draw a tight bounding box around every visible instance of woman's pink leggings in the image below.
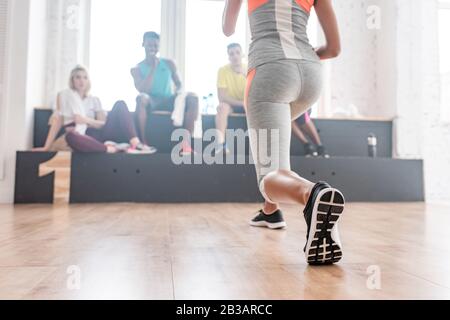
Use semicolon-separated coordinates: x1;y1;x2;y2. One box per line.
66;101;138;153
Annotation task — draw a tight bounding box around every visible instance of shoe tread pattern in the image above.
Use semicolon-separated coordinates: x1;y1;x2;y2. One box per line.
307;189;345;265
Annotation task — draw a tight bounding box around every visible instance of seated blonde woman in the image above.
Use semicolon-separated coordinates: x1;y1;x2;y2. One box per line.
33;65;156;154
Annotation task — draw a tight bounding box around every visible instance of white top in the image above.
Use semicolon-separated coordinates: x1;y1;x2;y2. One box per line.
56;89;103;134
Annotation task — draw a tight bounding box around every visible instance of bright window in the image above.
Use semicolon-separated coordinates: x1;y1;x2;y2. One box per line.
439;0;450;121
439;2;450;74
89;0;161;111
185;0;248;110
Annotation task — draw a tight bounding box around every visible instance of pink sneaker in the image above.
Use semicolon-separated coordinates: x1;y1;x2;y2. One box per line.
181;142;194;156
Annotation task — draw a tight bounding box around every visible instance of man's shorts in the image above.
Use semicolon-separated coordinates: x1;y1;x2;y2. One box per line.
138;93;176;112
231;104;246;114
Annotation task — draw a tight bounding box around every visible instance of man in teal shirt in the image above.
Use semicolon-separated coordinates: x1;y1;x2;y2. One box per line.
131;32;199;154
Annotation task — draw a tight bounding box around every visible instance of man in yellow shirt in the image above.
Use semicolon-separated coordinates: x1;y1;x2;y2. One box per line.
216;43;247;152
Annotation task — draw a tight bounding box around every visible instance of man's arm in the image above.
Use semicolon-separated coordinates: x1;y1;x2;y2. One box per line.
131;64;155;93
218;88;244;106
166;59;183;93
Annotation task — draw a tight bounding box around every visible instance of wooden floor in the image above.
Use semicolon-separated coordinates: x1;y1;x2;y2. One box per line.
0;202;450;300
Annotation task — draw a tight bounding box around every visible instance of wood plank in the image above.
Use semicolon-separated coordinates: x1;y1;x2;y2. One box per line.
0;202;449;299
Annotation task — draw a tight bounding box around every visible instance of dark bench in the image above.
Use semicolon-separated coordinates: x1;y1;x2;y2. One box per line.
20;109;414;205
15;152;424;204
34;109;394;158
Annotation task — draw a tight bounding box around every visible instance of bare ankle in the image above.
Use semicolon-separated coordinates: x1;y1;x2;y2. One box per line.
302;184;314;205
130;137;140;147
263;202;279;215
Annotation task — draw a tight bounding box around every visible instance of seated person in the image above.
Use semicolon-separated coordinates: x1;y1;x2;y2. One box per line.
215;43;247;153
132;31;199;155
33;65;153;154
292;110;330;158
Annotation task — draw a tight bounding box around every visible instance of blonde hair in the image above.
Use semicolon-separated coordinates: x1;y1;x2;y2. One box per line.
69;65;91;94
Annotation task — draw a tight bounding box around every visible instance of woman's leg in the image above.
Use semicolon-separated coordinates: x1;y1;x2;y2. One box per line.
263;170;314;206
246;62;316;211
247;100;314;208
66;131;107;153
184;93;200;135
135;94;151;145
101;101;139;145
248;61;344;264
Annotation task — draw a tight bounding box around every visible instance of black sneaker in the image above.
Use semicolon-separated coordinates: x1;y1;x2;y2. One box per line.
304;143;318;158
316;145;330;158
250;210;287;230
304;182;345;265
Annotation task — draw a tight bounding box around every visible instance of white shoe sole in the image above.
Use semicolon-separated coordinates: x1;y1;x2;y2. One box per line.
305;188;345;265
128;151;157;155
127;149;157;155
250;220;287;230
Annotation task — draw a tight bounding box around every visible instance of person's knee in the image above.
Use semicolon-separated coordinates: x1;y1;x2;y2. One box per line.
111;100;130;117
259;174;278;205
261;171;277;187
112;100;129;113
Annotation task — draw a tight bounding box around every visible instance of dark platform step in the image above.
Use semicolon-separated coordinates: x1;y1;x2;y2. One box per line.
33;109;393;158
202;115;393;158
14;152;58;204
15;152;424;204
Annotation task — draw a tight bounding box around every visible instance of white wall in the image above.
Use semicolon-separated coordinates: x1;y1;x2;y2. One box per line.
0;0;11;181
412;0;450;201
0;0;33;203
27;0;48;107
328;0;450;201
377;0;449;201
327;0;378;118
375;0;397;119
45;0;90;106
327;0;401;120
0;0;48;203
384;0;450;202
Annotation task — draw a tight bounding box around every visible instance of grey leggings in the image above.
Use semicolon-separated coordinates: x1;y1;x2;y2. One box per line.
246;60;323;202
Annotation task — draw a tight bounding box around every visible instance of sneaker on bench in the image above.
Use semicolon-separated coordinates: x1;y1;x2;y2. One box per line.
104;141;130;153
127;143;158;155
180;142;195;156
